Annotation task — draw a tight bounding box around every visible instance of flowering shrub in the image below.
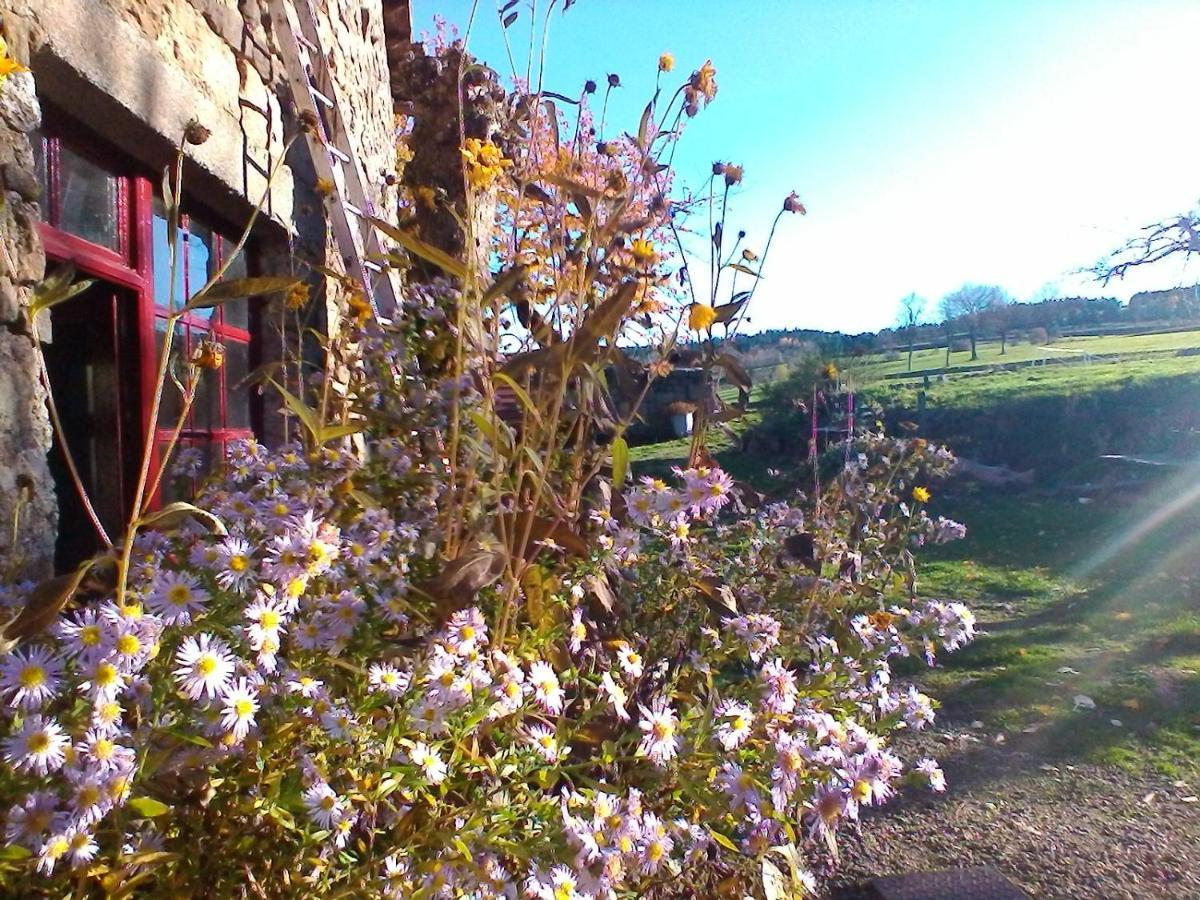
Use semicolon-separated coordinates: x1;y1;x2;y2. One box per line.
0;37;973;898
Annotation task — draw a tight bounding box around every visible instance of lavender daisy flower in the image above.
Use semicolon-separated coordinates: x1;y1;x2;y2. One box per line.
914;757;947;792
527;660;565;714
636;698;680;766
145;570;209;625
220;677;259;741
714;700;753;750
0;645;64;710
302;782;345;828
173;633;236;701
409;741;447;784
368;662;411;697
4;715;69;775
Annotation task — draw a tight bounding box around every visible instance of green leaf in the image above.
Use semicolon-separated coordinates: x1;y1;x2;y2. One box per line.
29;266;95;316
761;857;788;900
492;371;542;424
611;436;629;489
0;845;30;860
317;422;364;444
369;217;467;279
138;501;228;536
268;379;322;442
726;262;762;278
707;828;739;853
186;276;299;311
128;796;171;818
636;100;654;150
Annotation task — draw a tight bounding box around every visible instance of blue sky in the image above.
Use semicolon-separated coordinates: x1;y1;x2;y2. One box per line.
413;0;1200;333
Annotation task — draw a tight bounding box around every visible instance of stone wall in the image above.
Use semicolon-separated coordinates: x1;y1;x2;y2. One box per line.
0;68;53;579
0;0;403;576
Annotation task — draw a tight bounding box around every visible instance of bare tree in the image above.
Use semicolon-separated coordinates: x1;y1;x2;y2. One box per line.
895;292;925;371
940;283;1006;361
1092;210;1200;283
984;290;1015;354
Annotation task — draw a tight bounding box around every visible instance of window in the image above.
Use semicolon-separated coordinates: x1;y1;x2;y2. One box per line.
149;199;255;500
33;120;260;567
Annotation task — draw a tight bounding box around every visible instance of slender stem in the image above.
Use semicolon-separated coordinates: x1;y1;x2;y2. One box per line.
34;342;113;549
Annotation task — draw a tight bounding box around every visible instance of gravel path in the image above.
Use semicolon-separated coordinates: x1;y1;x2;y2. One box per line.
819;724;1200;899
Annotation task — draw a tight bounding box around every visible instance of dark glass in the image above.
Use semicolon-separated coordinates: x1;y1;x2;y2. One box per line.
225;339;252;429
57;143;120;250
193;355;222;431
220;239;250;329
44;276;132;569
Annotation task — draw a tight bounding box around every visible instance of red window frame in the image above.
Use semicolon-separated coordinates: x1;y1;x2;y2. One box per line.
33;116;259;509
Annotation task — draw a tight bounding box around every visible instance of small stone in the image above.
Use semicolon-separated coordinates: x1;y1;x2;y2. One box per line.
0;71;41;133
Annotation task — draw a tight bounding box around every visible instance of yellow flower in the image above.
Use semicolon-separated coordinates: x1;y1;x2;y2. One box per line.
691;60;718;102
0;38;27;85
912;486;931;503
460;137;511;190
629;238;656;263
658;52;675;73
191;340;225;371
688;303;717;331
285;282;310;311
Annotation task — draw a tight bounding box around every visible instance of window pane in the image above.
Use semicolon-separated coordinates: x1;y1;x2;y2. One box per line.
225;340;252;429
152;204;186;312
57;143;119;250
154;317;185;427
218;236;250;329
31;131;48;211
192;338;222;431
186;223;215;323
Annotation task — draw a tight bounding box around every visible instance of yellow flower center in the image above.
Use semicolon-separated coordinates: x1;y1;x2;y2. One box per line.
115;634;141;656
18;665;45;689
80;625;102;646
234;698;255;717
229;555;249;573
259;610;281;629
28;732;50;753
167;585;191;605
94;662;118;687
94;738;114;760
460;625;476;641
43;835;68;860
196;655;217;677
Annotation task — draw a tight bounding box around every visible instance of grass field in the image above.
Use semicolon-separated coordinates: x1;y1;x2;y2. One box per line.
915;480;1200;778
862;350;1200;410
845;327;1200;380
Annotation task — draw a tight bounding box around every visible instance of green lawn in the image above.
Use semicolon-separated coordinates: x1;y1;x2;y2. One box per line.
912;481;1200;777
846;327;1200;380
861;351;1200;410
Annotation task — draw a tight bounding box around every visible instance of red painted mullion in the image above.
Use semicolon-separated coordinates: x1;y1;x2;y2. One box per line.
39;226;141;287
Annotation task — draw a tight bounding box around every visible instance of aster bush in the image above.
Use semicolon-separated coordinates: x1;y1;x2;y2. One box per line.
0;35;974;899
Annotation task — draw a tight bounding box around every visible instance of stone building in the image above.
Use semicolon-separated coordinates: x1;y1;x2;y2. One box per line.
0;0;413;578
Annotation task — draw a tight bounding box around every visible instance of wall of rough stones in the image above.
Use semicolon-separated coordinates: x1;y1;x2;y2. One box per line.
0;0;403;576
0;67;54;579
